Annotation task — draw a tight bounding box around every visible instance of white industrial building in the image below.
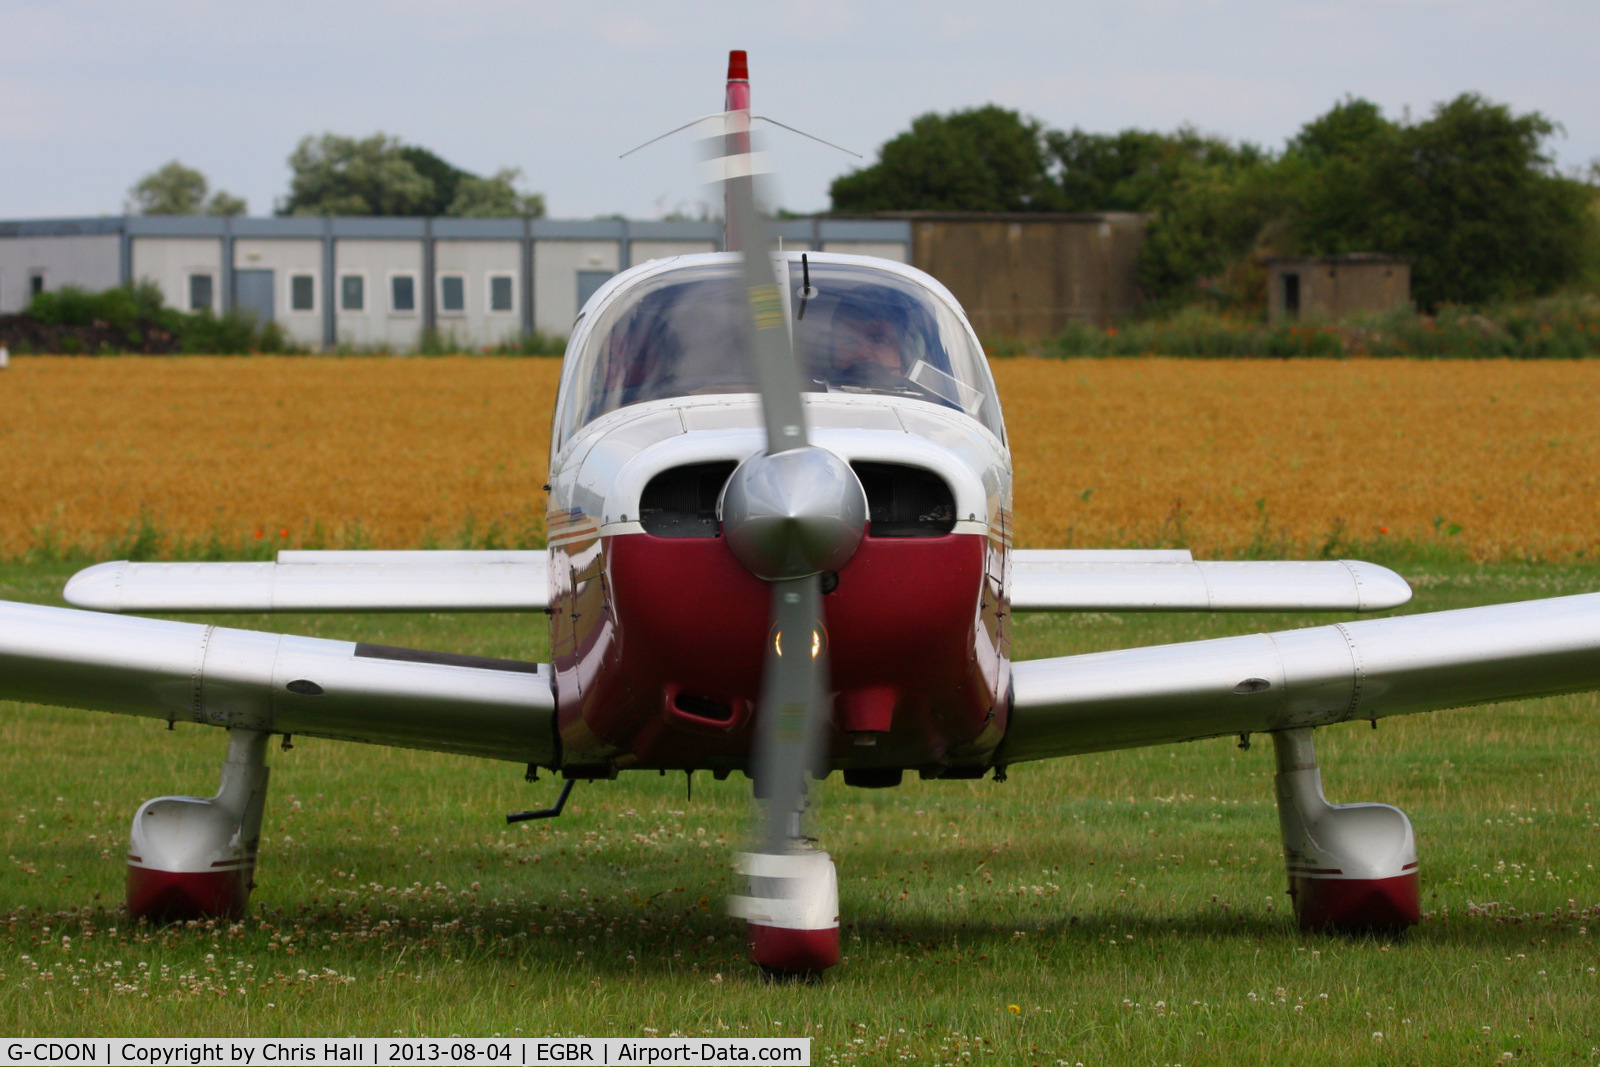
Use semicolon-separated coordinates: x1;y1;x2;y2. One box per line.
0;216;911;350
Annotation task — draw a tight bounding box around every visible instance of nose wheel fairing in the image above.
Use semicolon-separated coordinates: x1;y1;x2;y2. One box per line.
549;531;1006;774
731;847;841;975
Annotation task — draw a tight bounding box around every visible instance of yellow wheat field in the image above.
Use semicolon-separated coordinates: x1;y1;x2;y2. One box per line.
999;358;1600;560
1;356;1598;561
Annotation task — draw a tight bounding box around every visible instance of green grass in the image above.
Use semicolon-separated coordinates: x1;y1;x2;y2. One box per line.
2;560;1599;1060
1010;294;1600;361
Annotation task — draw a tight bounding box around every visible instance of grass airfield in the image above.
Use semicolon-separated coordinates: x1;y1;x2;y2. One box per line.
1;560;1597;1061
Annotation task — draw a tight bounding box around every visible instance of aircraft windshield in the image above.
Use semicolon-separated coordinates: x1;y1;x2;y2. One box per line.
557;260;1001;444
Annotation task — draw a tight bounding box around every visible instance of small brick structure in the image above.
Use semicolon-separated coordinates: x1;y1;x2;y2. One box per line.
1266;254;1410;323
886;212;1148;338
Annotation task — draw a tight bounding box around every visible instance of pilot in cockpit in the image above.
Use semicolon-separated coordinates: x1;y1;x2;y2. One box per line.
824;299;907;390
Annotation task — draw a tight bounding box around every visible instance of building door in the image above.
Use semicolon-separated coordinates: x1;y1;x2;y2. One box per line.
577;270;614;312
1283;273;1300;317
234;269;275;321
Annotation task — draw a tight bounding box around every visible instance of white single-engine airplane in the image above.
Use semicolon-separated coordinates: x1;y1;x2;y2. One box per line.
4;52;1600;976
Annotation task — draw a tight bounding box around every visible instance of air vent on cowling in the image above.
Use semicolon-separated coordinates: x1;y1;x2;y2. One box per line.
851;462;956;537
639;462;737;537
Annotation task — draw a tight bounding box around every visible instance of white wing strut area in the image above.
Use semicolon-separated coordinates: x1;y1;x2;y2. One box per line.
1000;591;1600;763
1009;553;1412;613
0;600;555;764
65;553;550;614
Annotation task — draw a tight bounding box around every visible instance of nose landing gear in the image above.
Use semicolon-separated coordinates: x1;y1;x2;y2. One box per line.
730;794;840;977
732;847;841;976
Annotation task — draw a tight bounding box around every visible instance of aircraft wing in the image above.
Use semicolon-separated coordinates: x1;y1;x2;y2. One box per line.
64;550;549;614
1009;551;1411;613
0;599;554;765
998;591;1600;764
64;549;1408;616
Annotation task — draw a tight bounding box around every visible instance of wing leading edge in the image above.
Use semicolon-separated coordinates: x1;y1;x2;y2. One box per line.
67;550;1407;617
0;600;555;765
65;552;549;614
1009;552;1411;613
999;591;1600;764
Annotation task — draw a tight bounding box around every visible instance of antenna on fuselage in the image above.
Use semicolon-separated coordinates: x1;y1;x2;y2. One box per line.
617;50;858;252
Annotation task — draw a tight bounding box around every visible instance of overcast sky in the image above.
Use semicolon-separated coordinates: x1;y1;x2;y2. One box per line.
4;0;1597;222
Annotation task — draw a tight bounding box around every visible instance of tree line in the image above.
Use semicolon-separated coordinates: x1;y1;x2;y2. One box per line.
125;98;1598;312
829;96;1599;310
128;134;545;221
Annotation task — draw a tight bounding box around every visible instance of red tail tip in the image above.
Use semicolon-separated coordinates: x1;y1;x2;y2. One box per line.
727;50;749;82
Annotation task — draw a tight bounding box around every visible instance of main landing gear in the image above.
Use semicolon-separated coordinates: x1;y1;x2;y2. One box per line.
1271;727;1420;933
126;728;270;923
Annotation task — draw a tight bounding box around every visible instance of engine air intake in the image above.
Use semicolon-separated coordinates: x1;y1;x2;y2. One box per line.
851;463;956;537
640;462;737;537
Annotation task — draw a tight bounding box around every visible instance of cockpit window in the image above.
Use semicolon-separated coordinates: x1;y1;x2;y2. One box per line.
791;263;999;432
554;258;1002;446
565;268;750;434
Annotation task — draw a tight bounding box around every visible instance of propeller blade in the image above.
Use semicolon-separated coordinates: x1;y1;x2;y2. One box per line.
700;99;827;825
718;140;828;840
711;111;809;455
752;578;828;851
709;49;849;975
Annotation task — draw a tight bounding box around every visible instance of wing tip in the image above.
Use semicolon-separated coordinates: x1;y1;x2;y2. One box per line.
63;560;127;612
1343;560;1413;611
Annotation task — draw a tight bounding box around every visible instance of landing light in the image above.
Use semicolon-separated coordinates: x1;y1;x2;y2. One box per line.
773;629;823;659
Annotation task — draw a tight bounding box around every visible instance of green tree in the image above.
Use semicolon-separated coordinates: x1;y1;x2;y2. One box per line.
829;106;1053;213
204;190;248;217
1274;97;1397;259
1286;96;1393;163
280;135;546;218
1136;156;1290;305
281;134;436;216
446;167;546;218
397;145;472;216
1044;126;1259;212
1355;94;1590;307
127;160;247;216
1138;94;1596;308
